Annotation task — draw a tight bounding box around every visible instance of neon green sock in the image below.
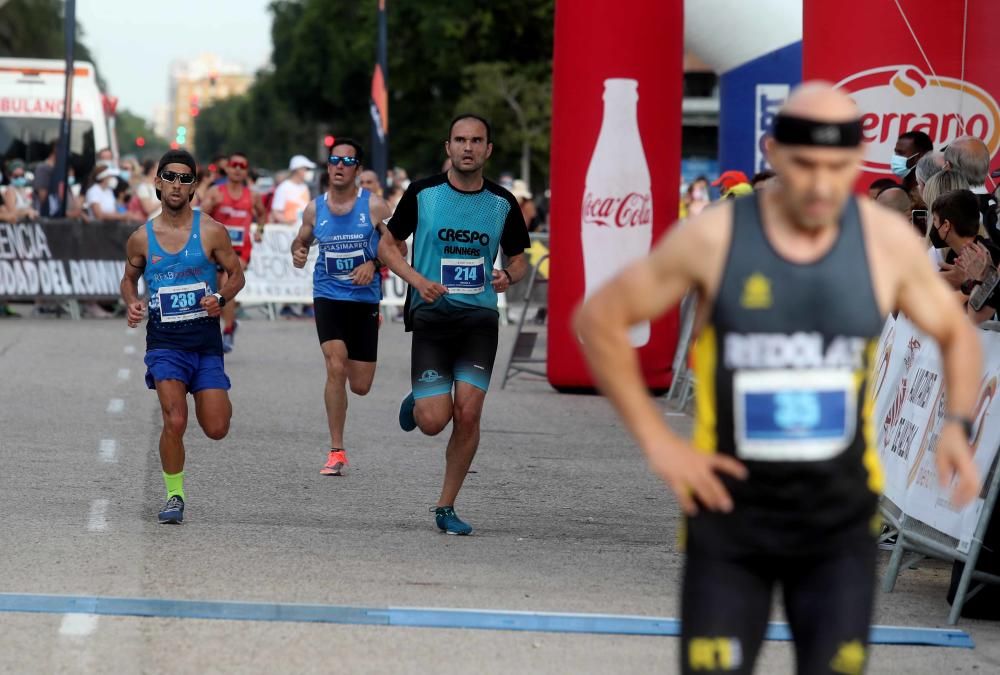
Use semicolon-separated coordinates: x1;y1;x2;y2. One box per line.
163;471;185;500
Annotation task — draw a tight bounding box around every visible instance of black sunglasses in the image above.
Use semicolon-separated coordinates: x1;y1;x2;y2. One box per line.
159;170;196;185
328;156;360;167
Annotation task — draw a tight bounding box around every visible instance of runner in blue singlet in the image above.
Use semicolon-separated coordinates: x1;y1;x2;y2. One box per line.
120;149;245;524
290;138;395;476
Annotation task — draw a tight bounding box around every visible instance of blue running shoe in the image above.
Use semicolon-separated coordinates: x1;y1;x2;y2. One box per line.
433;506;472;535
222;331;234;354
399;392;417;432
158;495;185;524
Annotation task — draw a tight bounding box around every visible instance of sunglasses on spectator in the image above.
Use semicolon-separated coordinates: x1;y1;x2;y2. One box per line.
228;160;248;170
159;170;196;185
328;156;359;167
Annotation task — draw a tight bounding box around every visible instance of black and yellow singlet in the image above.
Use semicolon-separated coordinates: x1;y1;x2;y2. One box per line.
689;191;886;555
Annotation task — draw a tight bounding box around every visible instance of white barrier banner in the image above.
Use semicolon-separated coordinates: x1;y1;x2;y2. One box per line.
242;227;506;311
874;316;1000;550
241;224;316;305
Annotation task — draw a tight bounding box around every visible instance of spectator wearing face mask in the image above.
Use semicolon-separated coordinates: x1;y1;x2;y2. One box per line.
85;167;138;222
930;189;1000;291
891;131;933;195
4;159;38;221
681;175;710;218
271;155;316;224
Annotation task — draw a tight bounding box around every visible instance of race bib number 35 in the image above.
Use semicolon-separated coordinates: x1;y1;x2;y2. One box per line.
325;249;366;281
733;369;857;462
157;282;209;323
441;257;486;294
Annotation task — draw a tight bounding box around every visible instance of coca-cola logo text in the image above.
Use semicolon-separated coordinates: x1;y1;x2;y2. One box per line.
582;192;652;228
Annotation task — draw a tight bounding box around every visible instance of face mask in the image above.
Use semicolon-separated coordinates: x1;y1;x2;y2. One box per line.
890;154;914;177
119;170;131;183
68;176;77;187
692;187;708;201
929;223;949;249
304;170;316;183
11;176;27;188
108;177;119;190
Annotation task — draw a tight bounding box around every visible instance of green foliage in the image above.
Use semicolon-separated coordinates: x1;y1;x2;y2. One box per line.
195;0;554;190
115;108;171;159
0;0;101;85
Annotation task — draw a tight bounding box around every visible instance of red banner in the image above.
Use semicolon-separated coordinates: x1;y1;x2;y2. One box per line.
805;0;1000;188
546;0;683;390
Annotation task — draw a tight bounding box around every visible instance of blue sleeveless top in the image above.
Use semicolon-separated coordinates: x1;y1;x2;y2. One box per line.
312;189;381;304
143;211;222;354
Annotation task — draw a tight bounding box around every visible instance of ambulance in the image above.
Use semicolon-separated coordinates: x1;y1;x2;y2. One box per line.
0;58;114;182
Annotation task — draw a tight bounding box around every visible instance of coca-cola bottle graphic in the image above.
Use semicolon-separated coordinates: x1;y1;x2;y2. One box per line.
581;78;653;347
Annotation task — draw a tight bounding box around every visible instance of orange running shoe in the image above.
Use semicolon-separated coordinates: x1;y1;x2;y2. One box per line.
320;449;348;476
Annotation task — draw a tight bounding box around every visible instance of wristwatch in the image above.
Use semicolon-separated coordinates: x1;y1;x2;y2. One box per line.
213;292;227;307
501;269;513;284
944;414;975;440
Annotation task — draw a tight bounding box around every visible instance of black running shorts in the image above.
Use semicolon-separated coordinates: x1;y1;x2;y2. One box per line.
411;307;499;399
680;513;877;674
313;297;380;362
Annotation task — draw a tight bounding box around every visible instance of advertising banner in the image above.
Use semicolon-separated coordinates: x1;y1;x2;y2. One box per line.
804;0;1000;188
547;0;683;390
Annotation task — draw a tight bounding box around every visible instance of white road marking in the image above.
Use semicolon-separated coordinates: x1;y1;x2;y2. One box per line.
87;499;109;532
99;439;117;463
117;368;130;381
124;345;136;355
106;399;124;414
59;613;99;637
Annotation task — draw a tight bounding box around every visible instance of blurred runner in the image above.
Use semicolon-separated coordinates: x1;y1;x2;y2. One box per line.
576;83;983;674
200;151;267;353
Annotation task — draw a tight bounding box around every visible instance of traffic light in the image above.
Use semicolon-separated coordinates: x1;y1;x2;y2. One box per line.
175;125;187;145
324;135;335;148
170;141;180;150
135;136;146;148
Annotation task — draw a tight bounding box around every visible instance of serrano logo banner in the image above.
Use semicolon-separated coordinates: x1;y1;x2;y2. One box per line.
836;65;1000;175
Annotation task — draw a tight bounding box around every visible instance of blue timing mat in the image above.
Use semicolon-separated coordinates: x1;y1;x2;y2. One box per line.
0;593;974;648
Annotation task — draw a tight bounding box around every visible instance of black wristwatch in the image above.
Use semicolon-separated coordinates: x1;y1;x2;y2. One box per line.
501;269;513;284
944;414;975;440
213;292;227;308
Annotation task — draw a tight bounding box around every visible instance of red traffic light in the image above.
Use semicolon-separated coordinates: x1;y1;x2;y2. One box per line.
135;136;146;148
170;141;180;150
190;106;200;117
324;135;335;148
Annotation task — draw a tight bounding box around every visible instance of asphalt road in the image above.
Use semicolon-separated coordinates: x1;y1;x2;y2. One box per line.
0;315;998;674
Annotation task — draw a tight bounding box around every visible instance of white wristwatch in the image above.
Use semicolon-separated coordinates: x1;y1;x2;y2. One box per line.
213;292;227;307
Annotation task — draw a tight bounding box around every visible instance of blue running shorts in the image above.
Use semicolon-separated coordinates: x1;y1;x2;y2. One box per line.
144;349;231;393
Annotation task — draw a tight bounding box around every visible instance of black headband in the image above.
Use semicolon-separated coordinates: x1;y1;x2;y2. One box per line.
772;114;863;148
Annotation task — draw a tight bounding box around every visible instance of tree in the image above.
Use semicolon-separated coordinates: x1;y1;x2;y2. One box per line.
456;62;551;187
115;109;170;159
197;0;555;189
0;0;101;84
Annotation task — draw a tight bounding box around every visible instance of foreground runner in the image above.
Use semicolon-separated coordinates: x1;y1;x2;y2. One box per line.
199;151;267;353
576;83;982;674
120;149;245;524
378;114;530;535
290;138;394;476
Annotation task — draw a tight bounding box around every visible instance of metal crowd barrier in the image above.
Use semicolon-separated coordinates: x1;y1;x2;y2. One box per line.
500;253;549;389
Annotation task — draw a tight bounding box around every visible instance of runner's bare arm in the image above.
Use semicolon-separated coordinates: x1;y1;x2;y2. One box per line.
882;213;982;505
253;192;268;240
377;228;446;300
504;252;529;284
202;217;245;310
120;228;147;327
370;194;406;257
291;201;316;268
575;208;746;515
199;186;221;217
